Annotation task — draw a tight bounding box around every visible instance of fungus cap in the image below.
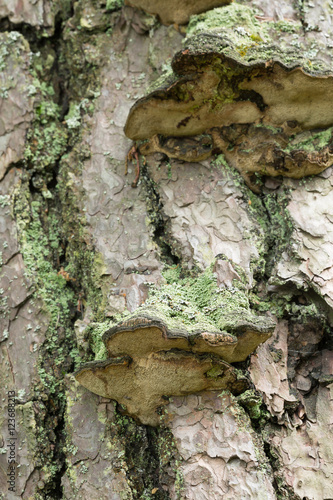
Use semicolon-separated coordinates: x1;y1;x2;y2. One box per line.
102;313;274;364
211;125;333;187
124;5;333;183
124;45;333;141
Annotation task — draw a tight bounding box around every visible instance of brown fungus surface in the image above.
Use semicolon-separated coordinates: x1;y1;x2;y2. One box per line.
103;313;274;363
75;312;274;425
125;47;333;139
124;0;232;26
75;351;246;426
211;125;333;186
124;4;333;183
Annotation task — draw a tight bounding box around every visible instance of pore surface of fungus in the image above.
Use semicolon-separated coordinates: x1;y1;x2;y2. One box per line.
124;0;232;26
124;4;333;183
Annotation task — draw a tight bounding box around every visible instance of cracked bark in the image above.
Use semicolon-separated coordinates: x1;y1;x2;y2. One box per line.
0;1;333;499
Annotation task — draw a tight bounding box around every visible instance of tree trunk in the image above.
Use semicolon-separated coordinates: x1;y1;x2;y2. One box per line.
0;1;332;499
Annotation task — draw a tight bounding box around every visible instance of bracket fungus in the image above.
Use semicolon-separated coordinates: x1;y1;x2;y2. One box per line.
124;0;232;26
124;4;333;187
75;299;275;425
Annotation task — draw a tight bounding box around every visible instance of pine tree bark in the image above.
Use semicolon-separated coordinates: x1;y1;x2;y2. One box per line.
0;1;332;499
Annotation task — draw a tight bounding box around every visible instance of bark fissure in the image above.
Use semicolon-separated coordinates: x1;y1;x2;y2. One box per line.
2;10;101;496
141;162;180;267
115;409;178;500
263;441;303;500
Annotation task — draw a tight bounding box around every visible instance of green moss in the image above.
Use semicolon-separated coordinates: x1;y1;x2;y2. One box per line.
237;390;269;424
185;4;330;75
283;127;333;153
138;264;269;336
86;321;113;360
106;0;124;11
187;4;264;40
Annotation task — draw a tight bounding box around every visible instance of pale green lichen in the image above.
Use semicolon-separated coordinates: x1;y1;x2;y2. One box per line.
252;124;333;154
246;188;293;278
24;100;68;172
147;61;175;93
14;198;76;394
131;265;269;335
16;402;38;459
65;99;89;129
106;0;124;11
283;127;333;153
187;3;265;41
0;31;30;72
253;124;282;135
185;3;328;74
268;20;301;34
86;321;114;360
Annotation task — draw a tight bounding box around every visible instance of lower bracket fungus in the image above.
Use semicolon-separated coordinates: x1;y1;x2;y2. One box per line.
75;345;247;426
75;276;276;425
124;4;333;187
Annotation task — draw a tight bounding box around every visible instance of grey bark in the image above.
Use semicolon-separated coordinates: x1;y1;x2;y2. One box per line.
0;1;332;499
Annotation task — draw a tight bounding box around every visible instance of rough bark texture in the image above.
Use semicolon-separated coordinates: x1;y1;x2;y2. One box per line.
0;1;333;499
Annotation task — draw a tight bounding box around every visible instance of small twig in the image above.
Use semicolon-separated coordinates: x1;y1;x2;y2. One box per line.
125;144;141;187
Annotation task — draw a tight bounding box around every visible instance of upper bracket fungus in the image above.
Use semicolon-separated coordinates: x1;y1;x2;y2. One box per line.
124;0;232;26
124;4;333;187
75;268;276;425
